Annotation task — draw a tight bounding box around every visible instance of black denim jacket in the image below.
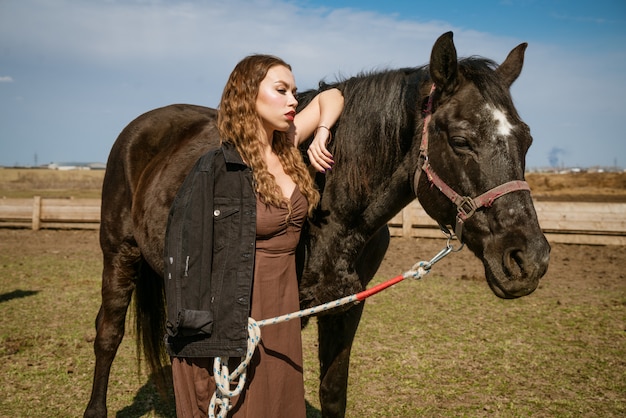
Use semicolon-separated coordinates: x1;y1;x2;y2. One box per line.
164;142;256;358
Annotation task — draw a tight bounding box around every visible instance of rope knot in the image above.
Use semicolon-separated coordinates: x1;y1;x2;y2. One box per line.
403;260;431;280
209;318;261;418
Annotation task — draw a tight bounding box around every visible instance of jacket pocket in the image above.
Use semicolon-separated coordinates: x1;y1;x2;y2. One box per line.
212;200;240;252
166;308;214;337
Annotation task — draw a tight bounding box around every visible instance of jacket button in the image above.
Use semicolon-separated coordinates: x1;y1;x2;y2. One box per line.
213;209;220;217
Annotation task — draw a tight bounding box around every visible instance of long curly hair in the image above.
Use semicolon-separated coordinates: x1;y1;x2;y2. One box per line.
217;54;319;217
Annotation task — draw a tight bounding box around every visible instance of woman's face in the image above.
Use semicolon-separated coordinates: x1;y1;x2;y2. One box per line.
255;65;298;138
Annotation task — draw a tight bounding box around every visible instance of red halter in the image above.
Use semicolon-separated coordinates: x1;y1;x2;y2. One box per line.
415;84;531;242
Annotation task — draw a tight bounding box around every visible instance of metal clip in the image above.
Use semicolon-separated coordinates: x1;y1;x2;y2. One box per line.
424;245;453;270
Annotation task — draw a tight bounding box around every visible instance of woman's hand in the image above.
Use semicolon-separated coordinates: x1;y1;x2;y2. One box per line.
307;126;334;173
292;88;343;172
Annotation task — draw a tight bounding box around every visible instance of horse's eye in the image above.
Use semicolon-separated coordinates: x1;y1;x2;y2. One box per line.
449;136;472;152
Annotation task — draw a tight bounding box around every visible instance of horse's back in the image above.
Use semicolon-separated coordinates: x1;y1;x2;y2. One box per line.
101;104;220;273
105;104;218;193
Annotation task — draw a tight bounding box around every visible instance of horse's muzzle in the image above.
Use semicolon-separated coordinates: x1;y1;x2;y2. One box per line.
483;237;551;299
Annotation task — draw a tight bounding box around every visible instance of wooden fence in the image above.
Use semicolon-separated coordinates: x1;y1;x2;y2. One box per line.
1;197;625;245
388;200;626;246
0;197;101;230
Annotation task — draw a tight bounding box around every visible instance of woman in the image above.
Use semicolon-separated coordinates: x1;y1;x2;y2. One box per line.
164;54;342;417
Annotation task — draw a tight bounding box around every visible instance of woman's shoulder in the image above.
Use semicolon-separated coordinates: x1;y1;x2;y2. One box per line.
192;141;232;164
220;141;245;166
191;141;248;176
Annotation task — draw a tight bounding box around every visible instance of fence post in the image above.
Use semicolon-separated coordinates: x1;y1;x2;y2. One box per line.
402;207;411;237
32;196;41;231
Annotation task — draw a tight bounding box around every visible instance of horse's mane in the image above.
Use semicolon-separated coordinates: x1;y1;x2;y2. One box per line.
328;66;427;201
301;56;510;204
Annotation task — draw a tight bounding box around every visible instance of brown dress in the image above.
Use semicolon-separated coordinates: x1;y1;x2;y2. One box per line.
171;187;308;418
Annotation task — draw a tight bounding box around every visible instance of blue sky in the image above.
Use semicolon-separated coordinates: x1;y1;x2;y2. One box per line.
1;0;624;169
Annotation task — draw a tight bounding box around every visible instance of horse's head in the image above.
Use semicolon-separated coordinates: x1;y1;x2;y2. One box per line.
416;32;550;299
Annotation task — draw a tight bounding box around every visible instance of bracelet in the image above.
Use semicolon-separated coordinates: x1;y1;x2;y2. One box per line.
313;125;332;142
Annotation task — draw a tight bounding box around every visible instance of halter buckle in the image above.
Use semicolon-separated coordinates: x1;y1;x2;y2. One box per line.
457;196;477;220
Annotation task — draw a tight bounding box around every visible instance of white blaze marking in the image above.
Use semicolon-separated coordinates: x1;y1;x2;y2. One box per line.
490;106;513;137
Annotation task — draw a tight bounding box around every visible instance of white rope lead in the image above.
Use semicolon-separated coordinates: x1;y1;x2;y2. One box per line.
209;319;260;418
208;242;457;418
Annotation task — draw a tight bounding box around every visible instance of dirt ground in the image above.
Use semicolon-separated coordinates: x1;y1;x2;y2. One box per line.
3;227;623;310
1;169;624;285
379;234;625;298
1;218;625;416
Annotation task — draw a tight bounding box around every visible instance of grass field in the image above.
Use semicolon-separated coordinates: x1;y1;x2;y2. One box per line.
0;168;104;199
0;229;624;417
0;168;625;417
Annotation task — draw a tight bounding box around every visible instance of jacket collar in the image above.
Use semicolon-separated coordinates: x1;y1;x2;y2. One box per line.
221;141;248;168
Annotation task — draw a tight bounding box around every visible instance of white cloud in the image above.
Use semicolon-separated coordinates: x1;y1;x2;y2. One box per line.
0;76;14;82
0;0;492;82
0;0;623;167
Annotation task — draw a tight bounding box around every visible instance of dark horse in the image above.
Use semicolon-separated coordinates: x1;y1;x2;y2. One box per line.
85;32;550;418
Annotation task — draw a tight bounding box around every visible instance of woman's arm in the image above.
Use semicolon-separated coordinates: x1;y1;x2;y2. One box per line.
292;88;343;172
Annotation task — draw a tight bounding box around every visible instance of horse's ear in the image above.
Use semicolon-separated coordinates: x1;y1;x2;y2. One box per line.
429;31;459;96
496;43;528;87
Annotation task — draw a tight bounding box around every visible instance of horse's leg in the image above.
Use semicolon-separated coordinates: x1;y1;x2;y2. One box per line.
317;227;390;418
317;303;364;418
84;241;140;418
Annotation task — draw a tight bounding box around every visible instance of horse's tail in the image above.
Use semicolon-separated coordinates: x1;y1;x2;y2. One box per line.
134;258;170;395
